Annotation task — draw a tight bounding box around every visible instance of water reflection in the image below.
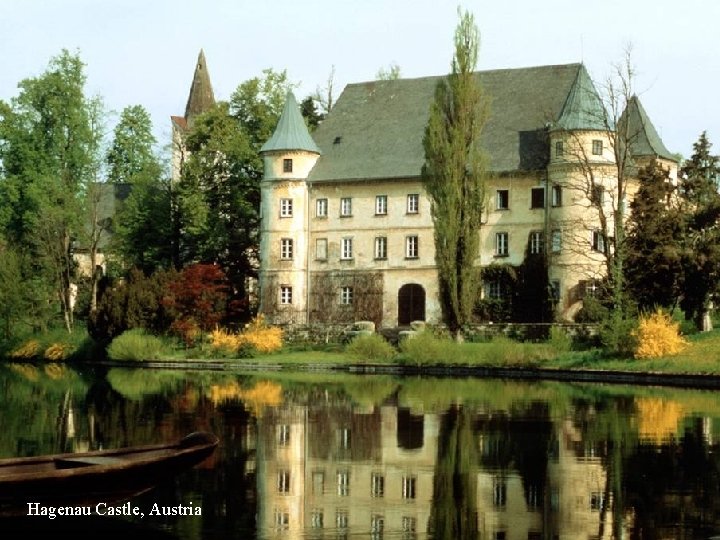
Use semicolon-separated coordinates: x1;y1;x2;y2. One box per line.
1;363;720;539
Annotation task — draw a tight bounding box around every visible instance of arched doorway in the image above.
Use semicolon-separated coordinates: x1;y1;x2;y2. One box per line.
398;284;425;326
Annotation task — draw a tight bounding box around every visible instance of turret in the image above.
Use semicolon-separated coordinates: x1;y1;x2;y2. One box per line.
258;92;321;323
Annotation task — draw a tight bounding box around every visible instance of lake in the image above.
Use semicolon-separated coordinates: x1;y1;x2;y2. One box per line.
1;362;720;539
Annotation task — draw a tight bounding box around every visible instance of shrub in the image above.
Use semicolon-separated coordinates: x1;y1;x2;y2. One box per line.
345;334;396;362
599;312;638;357
634;309;688;359
10;340;40;360
107;329;164;361
44;343;70;361
237;316;283;354
548;326;572;353
399;330;456;365
209;316;283;356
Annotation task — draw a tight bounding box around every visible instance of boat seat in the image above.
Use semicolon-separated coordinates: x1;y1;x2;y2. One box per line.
54;456;124;469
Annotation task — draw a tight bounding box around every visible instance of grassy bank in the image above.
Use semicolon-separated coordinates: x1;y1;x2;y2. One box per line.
5;325;720;377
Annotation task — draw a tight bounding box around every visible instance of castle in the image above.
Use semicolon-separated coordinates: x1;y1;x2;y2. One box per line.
172;54;677;328
258;63;676;328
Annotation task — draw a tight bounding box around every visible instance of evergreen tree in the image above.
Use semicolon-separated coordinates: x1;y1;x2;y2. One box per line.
421;9;489;339
679;132;720;331
625;159;684;311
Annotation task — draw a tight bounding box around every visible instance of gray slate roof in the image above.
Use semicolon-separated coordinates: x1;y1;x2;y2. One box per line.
260;91;321;155
619;95;675;160
308;63;587;182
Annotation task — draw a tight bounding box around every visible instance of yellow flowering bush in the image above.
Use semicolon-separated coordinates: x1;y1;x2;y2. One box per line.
10;340;40;360
209;316;283;355
634;309;688;359
44;343;70;361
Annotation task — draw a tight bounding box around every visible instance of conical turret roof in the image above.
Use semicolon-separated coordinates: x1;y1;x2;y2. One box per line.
260;92;321;154
184;49;215;125
554;64;607;131
618;95;675;160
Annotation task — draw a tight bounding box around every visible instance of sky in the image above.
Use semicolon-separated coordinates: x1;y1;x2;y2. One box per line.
1;0;718;159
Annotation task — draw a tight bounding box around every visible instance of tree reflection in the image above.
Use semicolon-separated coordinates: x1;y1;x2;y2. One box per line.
429;404;478;539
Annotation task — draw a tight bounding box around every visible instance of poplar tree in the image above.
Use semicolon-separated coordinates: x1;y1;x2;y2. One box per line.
422;10;489;339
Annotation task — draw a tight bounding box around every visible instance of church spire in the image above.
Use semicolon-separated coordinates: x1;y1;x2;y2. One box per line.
184;49;215;126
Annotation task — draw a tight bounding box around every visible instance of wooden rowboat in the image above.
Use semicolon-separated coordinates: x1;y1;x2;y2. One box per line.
0;432;218;513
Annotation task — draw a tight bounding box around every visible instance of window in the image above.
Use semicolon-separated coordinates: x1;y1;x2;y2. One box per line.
338;427;351;449
340;197;352;216
584;279;601;297
312;470;325;495
311;511;324;529
374;236;387;259
375;195;387;215
591;184;604;206
341;238;353;260
316;238;328;260
405;235;419;259
495;232;509;257
340;286;353;305
402;476;417;499
280;286;292;305
493;478;507;507
337;470;350;496
336;511;348;529
371;515;384;539
371;473;385;498
590;492;605;511
551;184;562;207
277;470;291;494
280;198;293;217
274;510;290;530
407;194;419;214
280;238;293;260
555;140;564;157
592;139;603;155
402;517;417;539
529;231;544;254
531;187;545;209
591;230;605;253
316;198;328;217
283;158;293;173
277;424;290;446
551;229;562;252
550;280;561;302
487;281;503;300
496;189;509;210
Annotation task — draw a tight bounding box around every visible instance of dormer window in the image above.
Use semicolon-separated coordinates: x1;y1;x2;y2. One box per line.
283;158;293;173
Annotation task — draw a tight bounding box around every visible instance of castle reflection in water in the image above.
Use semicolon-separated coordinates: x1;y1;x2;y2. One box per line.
253;400;671;539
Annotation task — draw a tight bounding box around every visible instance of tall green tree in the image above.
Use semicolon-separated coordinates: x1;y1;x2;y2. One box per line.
177;102;258;305
679;132;720;331
106;105;161;185
421;10;489;339
107;105;172;273
175;69;296;313
625;159;684;311
0;50;101;332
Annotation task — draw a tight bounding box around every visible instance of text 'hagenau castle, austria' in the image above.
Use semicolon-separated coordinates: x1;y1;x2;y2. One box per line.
172;52;677;329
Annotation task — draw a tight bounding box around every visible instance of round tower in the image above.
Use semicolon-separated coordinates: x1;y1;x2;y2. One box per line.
259;92;321;324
